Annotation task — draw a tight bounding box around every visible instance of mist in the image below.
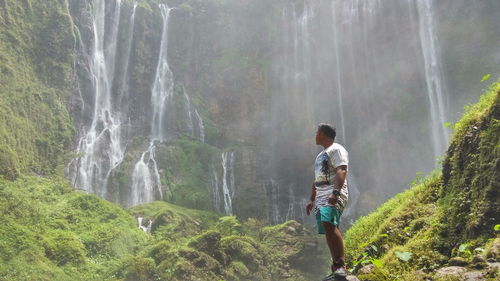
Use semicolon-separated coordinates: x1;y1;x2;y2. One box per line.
62;0;500;224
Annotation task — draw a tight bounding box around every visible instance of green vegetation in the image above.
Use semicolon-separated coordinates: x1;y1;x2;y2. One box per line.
0;176;148;281
157;136;219;210
2;0;499;279
0;0;75;179
0;175;326;281
344;80;500;280
127;214;326;281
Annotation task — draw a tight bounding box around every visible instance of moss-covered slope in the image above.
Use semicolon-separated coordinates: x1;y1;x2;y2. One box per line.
0;0;75;179
0;176;148;281
124;203;327;281
0;175;327;281
344;80;500;280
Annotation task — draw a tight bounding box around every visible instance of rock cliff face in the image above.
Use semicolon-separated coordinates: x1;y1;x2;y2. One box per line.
65;0;500;224
64;0;287;220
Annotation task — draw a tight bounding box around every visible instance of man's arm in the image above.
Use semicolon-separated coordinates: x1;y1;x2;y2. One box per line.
306;182;316;216
309;182;316;201
334;165;347;191
328;165;347;204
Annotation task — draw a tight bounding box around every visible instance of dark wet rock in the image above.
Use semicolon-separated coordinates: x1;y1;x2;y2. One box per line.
472;255;487;269
449;256;468;266
472;255;486;264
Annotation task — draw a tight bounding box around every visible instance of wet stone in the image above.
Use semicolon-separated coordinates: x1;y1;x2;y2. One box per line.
357;264;375;275
472;255;486;264
449;257;469;267
463;271;485;281
435;266;467;278
472;255;487;269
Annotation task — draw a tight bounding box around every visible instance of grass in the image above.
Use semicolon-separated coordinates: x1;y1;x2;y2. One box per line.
450;80;499;140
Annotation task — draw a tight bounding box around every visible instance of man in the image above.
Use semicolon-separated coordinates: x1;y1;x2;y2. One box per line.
306;123;349;280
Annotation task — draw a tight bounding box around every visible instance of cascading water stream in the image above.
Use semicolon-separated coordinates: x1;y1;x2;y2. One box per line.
209;151;236;215
221;151;235;215
210;159;221;213
264;179;306;224
299;4;314;125
285;184;296;221
415;0;449;160
116;1;138;111
137;216;153;232
268;180;281;223
69;0;125;197
184;87;205;143
129;4;173;207
331;1;347;143
341;173;360;226
130;142;163;207
151;4;174;142
182;88;195;137
194;109;205;143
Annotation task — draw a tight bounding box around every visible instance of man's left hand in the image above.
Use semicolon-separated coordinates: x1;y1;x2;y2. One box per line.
328;193;338;205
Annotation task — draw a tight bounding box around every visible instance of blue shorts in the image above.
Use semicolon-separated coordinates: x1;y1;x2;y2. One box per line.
316;206;342;234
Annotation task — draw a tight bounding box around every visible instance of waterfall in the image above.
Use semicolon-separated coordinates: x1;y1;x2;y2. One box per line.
285;184;296;221
209;152;235;214
182;88;205;142
210;159;221;212
151;4;174;142
299;4;314;125
270;182;281;223
69;0;125;197
194;109;205;143
341;173;361;226
263;179;306;224
331;1;346;143
221;151;235;215
129;142;163;207
415;0;449;160
129;4;173;207
116;1;138;111
137;216;152;233
182;88;195;136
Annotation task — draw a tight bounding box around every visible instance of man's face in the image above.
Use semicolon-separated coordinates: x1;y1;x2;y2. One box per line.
315;129;322;145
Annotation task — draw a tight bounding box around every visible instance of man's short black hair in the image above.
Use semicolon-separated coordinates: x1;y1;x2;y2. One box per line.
318;123;336;140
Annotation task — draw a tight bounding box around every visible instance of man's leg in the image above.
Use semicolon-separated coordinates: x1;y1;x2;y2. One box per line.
322;221;345;264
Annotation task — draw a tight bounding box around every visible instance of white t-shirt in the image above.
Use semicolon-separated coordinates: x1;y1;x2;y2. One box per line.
313;143;349;213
